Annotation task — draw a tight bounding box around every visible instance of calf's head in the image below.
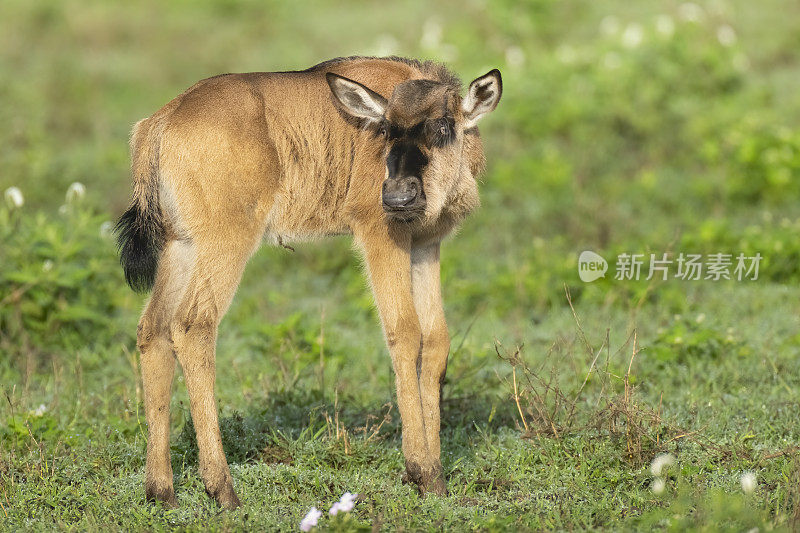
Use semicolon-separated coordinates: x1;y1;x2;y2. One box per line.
326;68;502;221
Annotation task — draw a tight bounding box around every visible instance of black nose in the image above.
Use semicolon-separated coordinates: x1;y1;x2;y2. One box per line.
382;178;420;208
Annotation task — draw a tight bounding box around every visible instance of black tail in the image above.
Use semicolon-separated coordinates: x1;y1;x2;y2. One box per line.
115;118;165;293
115;193;164;293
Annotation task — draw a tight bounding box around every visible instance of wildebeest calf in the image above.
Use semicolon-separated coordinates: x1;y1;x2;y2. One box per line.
116;56;502;508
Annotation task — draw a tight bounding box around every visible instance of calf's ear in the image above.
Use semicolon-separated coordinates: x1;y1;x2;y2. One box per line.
461;69;502;128
326;73;387;123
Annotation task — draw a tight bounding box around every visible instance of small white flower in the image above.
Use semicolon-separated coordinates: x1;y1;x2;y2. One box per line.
599;15;620;36
650;453;676;476
4;186;24;209
717;25;736;47
42;260;54;273
651;477;666;494
505;46;525;69
66;182;86;204
655;15;675;37
741;471;757;494
621;23;644;48
330;492;358;515
59;205;68;215
338;492;358;512
31;404;47;417
300;507;322;531
678;2;704;22
695;313;706;324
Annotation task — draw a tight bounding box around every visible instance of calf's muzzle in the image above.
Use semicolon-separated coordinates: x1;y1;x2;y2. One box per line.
382;177;422;209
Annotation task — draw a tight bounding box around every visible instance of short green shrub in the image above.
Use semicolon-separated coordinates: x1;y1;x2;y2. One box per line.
0;192;133;367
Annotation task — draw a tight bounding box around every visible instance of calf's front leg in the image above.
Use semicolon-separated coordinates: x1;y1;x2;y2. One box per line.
411;242;449;495
358;226;440;494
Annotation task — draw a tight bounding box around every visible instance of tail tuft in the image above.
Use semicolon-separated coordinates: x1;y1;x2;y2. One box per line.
115;200;164;293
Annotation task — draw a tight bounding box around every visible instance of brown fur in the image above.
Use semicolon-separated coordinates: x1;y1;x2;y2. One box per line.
120;56;501;507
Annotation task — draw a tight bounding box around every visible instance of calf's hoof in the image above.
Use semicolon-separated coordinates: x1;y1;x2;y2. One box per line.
420;473;448;497
403;461;448;497
145;484;178;508
208;482;241;509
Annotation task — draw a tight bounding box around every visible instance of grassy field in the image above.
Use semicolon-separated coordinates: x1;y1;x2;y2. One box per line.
2;0;800;530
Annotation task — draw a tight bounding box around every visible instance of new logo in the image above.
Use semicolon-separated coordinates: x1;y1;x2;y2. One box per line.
578;250;608;282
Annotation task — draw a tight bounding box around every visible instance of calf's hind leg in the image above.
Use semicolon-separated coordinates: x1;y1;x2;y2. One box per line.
138;241;194;507
169;242;255;509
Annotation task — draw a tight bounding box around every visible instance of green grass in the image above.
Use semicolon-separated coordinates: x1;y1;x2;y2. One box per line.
2;0;800;530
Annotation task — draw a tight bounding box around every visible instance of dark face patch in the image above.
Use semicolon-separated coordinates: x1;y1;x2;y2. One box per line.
382;140;428;219
386;141;428;180
378;79;460;220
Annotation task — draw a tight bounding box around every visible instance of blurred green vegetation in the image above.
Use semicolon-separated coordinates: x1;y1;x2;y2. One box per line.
2;0;800;530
